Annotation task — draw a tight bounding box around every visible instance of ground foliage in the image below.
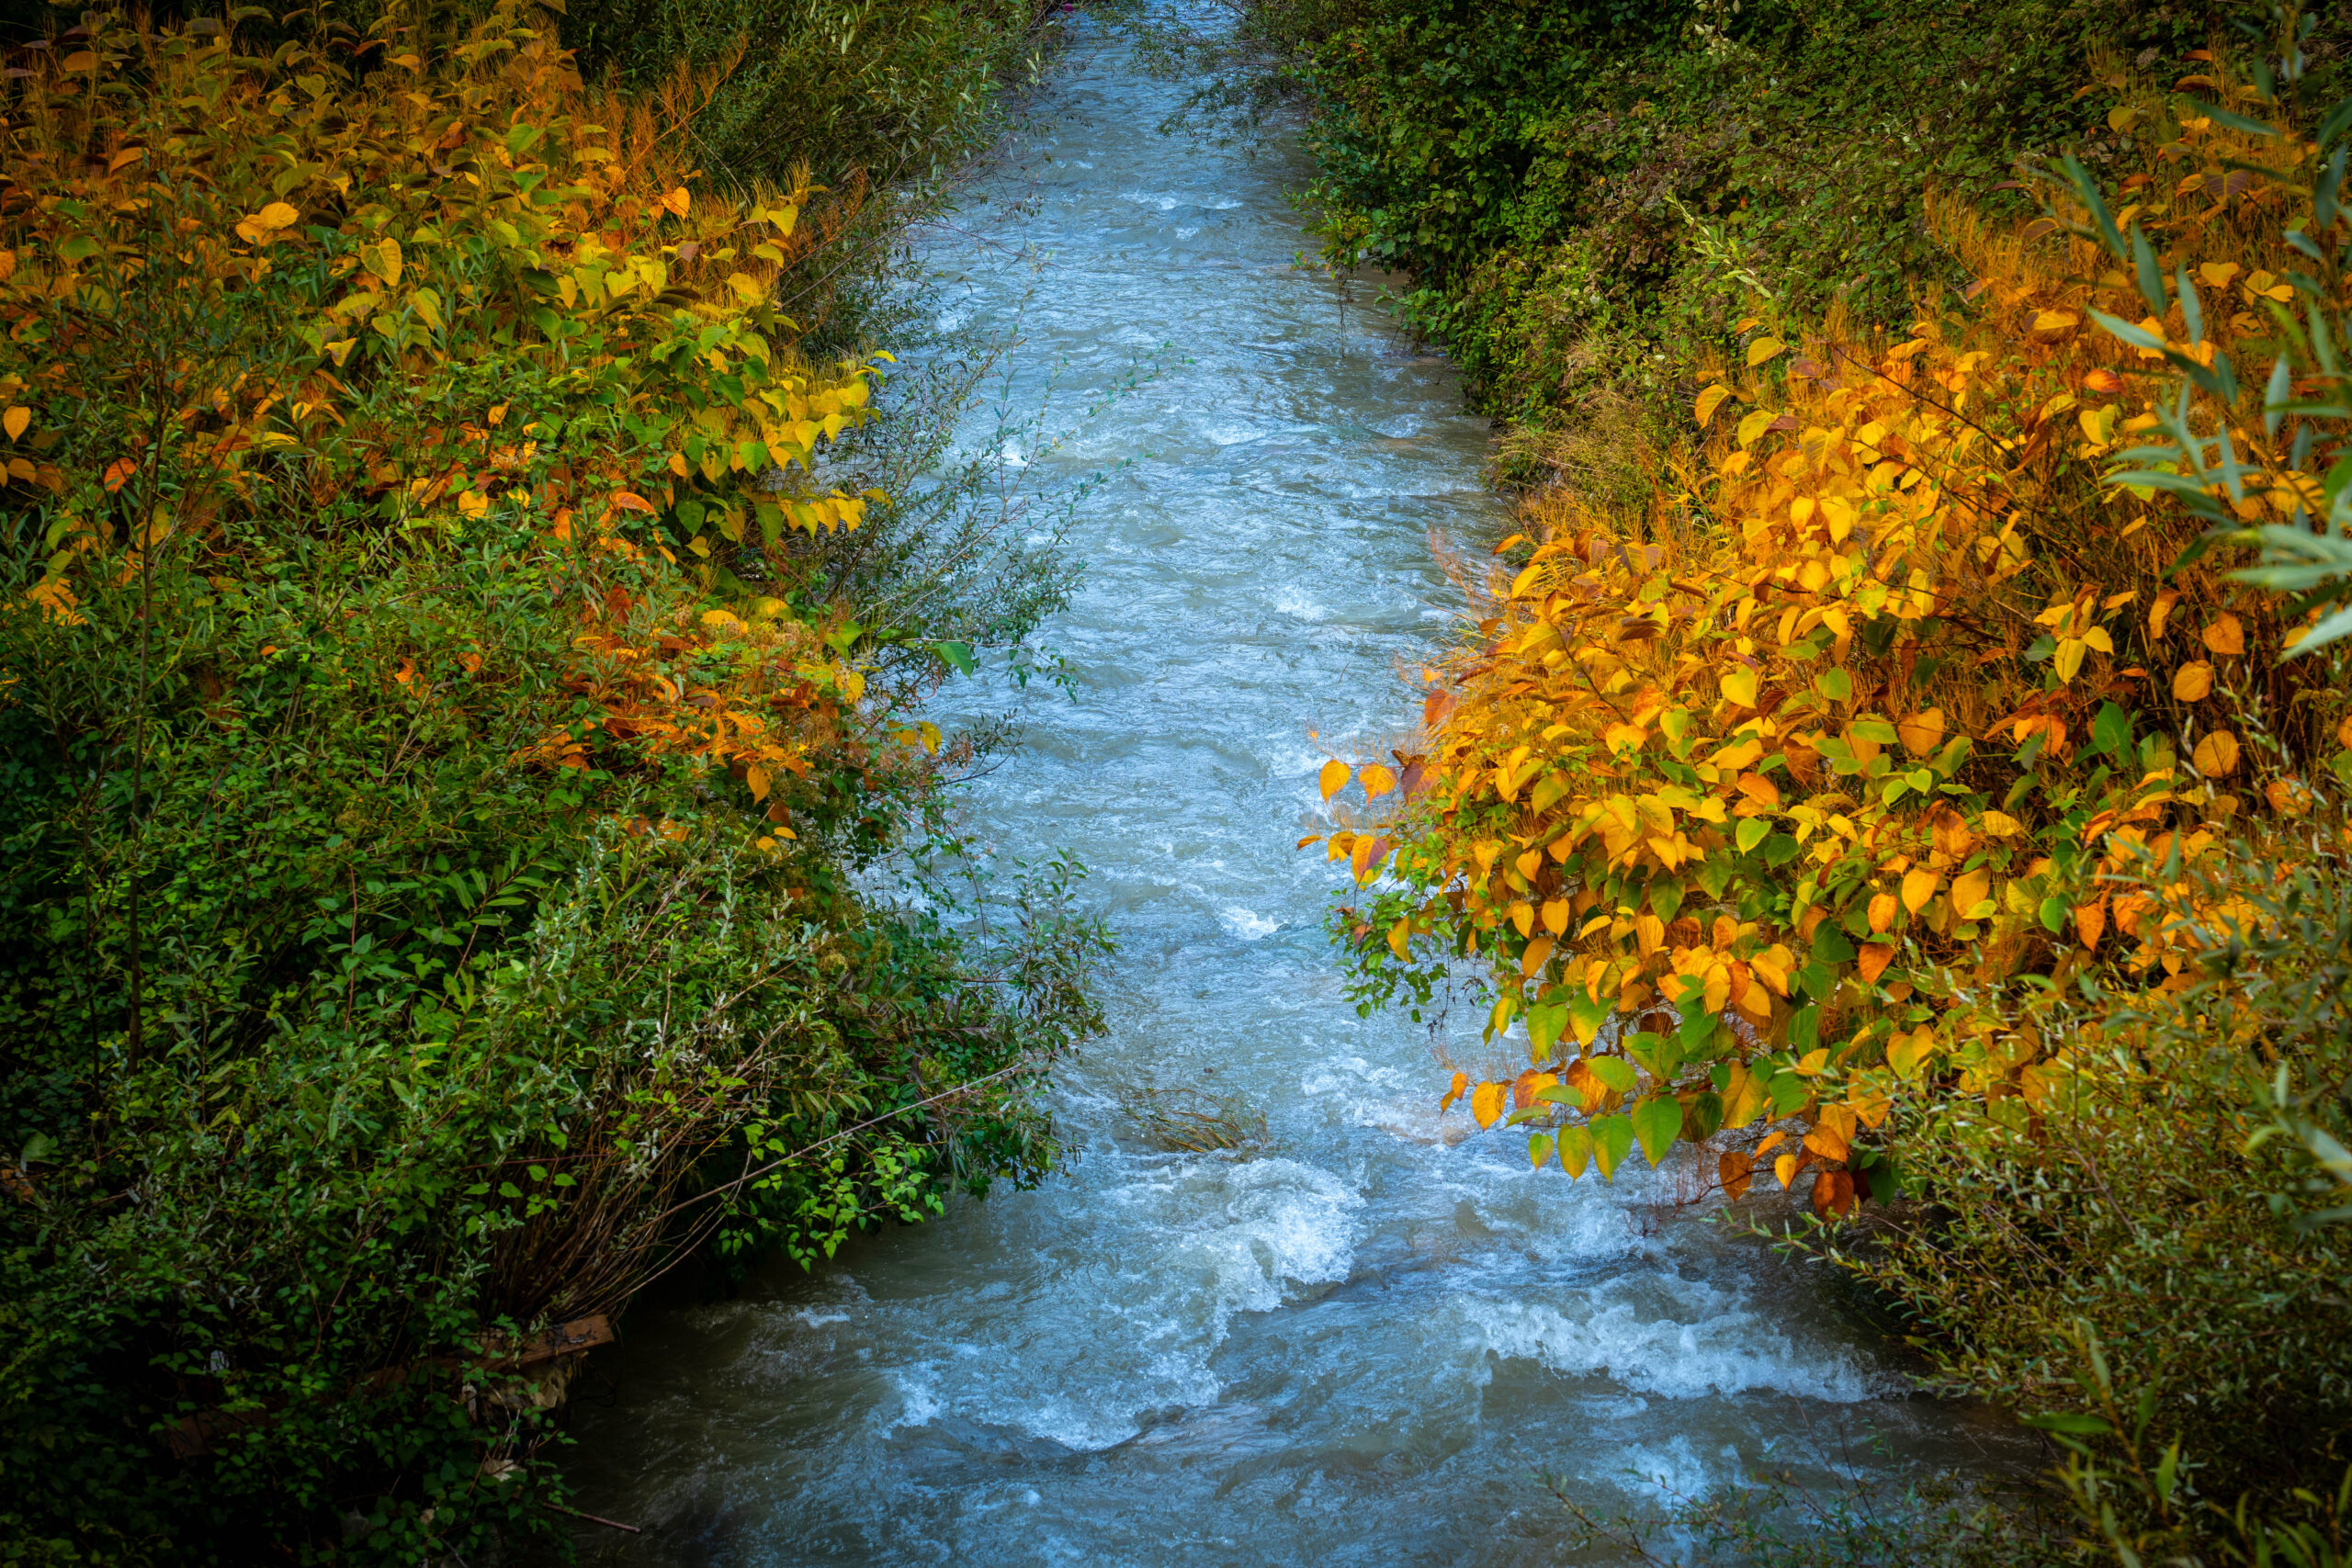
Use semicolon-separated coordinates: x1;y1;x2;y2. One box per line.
0;2;1103;1561
1236;0;2352;1556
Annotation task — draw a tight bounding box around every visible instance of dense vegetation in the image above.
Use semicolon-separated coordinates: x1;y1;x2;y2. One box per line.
1135;0;2352;1559
0;0;1102;1561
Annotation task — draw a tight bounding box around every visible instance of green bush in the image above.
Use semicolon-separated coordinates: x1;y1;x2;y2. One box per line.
0;2;1102;1560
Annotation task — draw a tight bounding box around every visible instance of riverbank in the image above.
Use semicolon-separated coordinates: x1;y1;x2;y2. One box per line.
1224;0;2352;1561
548;26;2044;1564
0;4;1108;1560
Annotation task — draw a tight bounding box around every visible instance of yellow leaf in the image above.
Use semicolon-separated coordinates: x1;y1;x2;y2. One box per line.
1774;1152;1801;1189
1542;898;1570;935
2192;729;2241;777
2030;310;2080;334
1736;409;1775;448
1441;1070;1470;1112
1;407;26;442
2199;261;2241;288
1510;901;1535;938
746;765;771;802
258;201;299;231
1882;1029;1938;1081
1318;760;1351;801
662;186;691;217
1388;918;1411;960
1471;1081;1508;1130
1722;1063;1770;1128
1746;336;1786;367
2202;613;2245;656
1951;867;1992;919
1867;892;1898;932
1804;1125;1850;1163
2173;661;2213;702
1695;383;1734;426
1749;944;1794;997
1362;762;1398;799
1896;708;1945;757
1720;666;1758;708
1901;867;1939;914
1521;935;1555;977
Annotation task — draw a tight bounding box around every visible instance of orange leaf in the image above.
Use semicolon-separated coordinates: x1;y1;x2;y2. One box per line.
1902;867;1939;914
2201;614;2245;657
2192;729;2240;777
1856;942;1895;984
1812;1169;1857;1219
1804;1125;1850;1163
2173;660;2213;702
1718;1150;1754;1201
2075;897;2106;950
1896;708;1946;757
608;491;656;514
1318;759;1351;801
1440;1070;1470;1113
103;457;137;492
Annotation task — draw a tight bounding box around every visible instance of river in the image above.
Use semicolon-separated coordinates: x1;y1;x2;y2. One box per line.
561;27;2029;1564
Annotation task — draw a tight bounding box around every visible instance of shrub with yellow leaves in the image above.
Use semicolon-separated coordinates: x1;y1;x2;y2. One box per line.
1313;23;2352;1230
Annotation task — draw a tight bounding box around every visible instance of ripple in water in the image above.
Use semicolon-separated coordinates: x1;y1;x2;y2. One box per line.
560;26;2034;1565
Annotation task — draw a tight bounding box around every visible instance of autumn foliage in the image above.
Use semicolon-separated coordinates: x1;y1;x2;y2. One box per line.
1316;52;2352;1224
0;5;1102;1560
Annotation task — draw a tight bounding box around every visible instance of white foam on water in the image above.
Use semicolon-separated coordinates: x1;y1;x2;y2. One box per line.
1452;1284;1889;1404
1218;905;1280;939
881;1366;946;1432
1272;586;1327;621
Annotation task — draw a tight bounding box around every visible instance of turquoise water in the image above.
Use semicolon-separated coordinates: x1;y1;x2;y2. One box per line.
560;31;2029;1565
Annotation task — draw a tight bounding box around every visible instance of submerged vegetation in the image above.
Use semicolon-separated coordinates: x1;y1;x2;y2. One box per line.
0;0;1104;1559
1111;0;2352;1557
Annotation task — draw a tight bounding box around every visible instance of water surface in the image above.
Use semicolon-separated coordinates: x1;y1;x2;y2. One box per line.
564;33;2028;1564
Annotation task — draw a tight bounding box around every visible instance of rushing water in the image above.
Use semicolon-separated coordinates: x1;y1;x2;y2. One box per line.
562;32;2030;1565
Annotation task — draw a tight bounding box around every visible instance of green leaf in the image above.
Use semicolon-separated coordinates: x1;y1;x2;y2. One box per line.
2021;1412;2114;1436
2092;702;2133;759
1586;1055;1638;1093
1687;1091;1724;1142
1811;924;1857;964
1646;876;1684;923
1632;1095;1684;1166
932;640;975;675
1589;1113;1635;1179
1555;1122;1593;1179
1528;1132;1555;1168
1815;668;1853;702
1736;818;1771;853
